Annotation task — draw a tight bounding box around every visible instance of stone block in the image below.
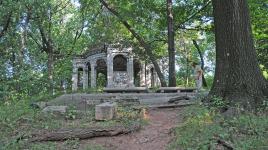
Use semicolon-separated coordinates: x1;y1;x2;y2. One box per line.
42;106;68;114
95;102;117;121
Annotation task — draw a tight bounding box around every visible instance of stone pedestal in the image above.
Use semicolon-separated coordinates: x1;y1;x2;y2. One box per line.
72;67;78;91
95;102;117;121
127;56;134;87
83;68;89;90
90;61;96;88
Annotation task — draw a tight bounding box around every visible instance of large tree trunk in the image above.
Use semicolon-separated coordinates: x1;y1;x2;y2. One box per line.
99;0;167;87
209;0;268;109
192;40;208;87
167;0;176;87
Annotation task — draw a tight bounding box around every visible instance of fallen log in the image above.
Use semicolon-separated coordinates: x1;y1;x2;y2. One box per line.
148;101;196;108
211;136;234;150
30;123;141;142
168;96;190;103
216;138;234;150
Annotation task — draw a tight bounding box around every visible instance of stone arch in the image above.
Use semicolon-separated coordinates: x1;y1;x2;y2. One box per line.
96;59;107;87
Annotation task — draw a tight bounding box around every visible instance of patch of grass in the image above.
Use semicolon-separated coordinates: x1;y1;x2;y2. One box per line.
0;99;146;149
168;105;268;150
84;144;106;150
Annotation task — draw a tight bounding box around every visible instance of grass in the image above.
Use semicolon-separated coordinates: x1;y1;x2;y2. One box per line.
168;104;268;150
0;99;145;150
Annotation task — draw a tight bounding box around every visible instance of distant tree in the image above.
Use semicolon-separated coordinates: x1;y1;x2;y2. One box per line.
209;0;268;109
167;0;176;87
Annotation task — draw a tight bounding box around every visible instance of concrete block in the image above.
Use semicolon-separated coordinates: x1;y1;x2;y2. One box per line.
95;102;117;121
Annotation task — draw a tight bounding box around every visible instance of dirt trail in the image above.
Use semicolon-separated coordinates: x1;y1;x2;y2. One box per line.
79;108;184;150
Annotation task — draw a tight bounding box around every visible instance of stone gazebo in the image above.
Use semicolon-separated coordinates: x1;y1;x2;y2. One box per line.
72;44;160;92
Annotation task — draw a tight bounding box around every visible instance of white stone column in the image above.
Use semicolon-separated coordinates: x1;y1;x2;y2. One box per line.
107;54;113;87
90;60;97;88
83;65;89;90
140;63;146;87
72;66;78;91
127;56;134;87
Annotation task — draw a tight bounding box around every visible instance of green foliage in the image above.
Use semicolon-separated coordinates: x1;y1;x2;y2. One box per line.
65;106;78;120
210;96;228;109
168;105;268;150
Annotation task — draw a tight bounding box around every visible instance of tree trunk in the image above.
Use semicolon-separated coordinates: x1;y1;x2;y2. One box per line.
167;0;176;87
0;12;12;38
47;51;54;95
209;0;268;109
99;0;167;87
192;40;208;87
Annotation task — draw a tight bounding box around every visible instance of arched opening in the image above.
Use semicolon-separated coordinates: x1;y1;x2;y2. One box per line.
78;67;83;90
96;59;107;87
150;67;155;87
113;55;127;71
86;62;91;87
134;59;141;87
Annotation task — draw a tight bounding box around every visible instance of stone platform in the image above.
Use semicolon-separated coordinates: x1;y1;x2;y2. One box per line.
157;87;197;93
48;92;198;111
103;87;148;93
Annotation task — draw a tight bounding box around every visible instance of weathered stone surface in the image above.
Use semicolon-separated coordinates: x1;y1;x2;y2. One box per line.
95;102;117;121
114;96;140;106
42;106;68;114
86;99;110;106
103;87;148;93
158;87;197;93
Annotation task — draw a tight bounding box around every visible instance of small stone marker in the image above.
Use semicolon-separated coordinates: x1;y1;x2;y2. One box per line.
95;102;117;121
42;106;68;114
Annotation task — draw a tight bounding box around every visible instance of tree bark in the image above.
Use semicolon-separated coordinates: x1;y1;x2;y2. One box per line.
30;124;141;142
209;0;268;109
99;0;167;87
167;0;176;87
192;40;208;87
39;25;55;95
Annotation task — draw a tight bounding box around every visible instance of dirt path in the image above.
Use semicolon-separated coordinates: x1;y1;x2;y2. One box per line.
79;108;184;150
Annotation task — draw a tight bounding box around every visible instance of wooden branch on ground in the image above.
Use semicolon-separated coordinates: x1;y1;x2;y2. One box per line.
149;101;196;108
211;136;234;150
30;124;141;142
168;96;190;103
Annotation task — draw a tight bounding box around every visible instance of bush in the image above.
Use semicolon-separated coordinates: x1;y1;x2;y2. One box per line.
168;105;268;150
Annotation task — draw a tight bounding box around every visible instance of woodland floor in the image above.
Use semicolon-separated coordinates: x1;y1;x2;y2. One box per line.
75;107;184;150
50;108;183;150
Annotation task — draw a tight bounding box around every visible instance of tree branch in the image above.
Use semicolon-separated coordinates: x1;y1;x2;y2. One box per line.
99;0;167;87
174;0;211;31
